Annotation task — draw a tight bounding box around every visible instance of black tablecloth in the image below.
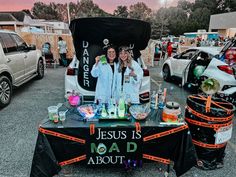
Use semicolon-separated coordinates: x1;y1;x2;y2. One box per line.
30;109;197;177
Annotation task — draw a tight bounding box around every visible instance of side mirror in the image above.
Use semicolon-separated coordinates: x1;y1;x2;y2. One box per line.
28;44;36;50
173;54;179;59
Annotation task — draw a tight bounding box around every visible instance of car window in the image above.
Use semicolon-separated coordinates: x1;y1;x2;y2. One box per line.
0;35;7;53
11;34;28;51
0;33;17;53
197;52;211;60
179;50;196;59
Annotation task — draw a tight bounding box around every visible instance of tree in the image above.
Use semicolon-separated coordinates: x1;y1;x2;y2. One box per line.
152;8;169;38
113;5;129;18
76;0;109;18
177;0;194;16
32;2;60;20
129;2;152;21
166;7;188;36
68;2;80;20
217;0;236;13
55;3;68;22
187;7;211;32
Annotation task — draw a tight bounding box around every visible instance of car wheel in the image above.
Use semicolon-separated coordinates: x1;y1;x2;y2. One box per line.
0;76;12;108
36;59;44;79
163;65;171;81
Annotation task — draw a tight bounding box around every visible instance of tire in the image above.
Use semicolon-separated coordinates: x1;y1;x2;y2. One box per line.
163;65;171;81
36;59;44;79
0;76;12;108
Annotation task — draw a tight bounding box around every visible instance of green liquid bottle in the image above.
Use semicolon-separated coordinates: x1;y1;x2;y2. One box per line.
118;93;126;118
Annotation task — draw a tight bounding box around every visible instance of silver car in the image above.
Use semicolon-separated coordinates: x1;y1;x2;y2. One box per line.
0;30;45;108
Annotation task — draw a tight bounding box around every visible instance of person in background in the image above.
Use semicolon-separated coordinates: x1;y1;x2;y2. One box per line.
114;46;143;104
58;36;68;67
91;45;118;103
167;41;173;57
154;43;160;64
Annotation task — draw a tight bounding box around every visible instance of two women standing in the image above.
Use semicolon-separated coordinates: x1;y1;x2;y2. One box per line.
91;46;143;104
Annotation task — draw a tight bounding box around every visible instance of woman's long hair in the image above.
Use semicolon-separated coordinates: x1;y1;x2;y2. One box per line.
118;46;133;73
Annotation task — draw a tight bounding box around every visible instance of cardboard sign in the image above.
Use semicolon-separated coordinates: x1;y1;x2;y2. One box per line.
215;124;233;144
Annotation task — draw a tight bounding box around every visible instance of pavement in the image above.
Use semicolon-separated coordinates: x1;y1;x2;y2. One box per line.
0;65;235;177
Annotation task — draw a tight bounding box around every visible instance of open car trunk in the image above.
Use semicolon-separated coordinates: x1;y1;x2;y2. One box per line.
182;52;212;88
69;17;151;92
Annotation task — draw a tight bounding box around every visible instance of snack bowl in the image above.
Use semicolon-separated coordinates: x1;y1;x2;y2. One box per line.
129;104;150;120
77;104;97;119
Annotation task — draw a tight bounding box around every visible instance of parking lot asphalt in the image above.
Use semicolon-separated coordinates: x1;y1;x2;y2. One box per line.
0;65;235;177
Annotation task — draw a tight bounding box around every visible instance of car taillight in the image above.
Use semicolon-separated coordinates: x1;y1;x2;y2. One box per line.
217;65;234;75
66;67;76;75
143;69;149;76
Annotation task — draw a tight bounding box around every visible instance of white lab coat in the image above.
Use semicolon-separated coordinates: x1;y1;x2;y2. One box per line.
114;60;143;104
91;61;117;103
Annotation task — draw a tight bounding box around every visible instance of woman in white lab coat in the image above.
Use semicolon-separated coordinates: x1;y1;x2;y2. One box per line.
91;46;118;103
114;46;143;104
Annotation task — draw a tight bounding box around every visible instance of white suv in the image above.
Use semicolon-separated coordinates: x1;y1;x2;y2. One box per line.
65;17;151;103
0;30;45;108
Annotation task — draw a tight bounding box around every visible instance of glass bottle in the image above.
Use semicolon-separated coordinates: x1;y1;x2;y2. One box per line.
118;92;126;118
101;104;107;118
108;98;116;118
150;91;156;109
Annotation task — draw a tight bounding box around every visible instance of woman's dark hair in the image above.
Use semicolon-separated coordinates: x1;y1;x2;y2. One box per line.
104;45;118;63
58;36;63;41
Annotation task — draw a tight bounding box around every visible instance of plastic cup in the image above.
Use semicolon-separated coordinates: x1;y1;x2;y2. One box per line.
48;106;58;120
59;111;66;122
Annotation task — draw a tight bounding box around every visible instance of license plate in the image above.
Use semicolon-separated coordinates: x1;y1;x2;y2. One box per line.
215;124;233;144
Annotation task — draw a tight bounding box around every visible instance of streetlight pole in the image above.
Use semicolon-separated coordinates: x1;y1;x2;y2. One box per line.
67;3;71;24
160;0;167;39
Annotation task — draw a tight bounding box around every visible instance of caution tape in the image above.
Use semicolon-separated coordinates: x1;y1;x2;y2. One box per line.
143;124;188;142
143;154;170;165
205;96;212;113
39;127;85;144
90;124;95;135
189;95;232;114
186;106;233;122
59;154;86;166
192;139;226;149
185;117;232;131
135;122;141;132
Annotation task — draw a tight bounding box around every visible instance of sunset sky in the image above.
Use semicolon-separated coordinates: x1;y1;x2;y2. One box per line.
0;0;178;13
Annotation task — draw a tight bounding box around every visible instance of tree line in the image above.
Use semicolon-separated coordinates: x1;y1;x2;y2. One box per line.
27;0;236;39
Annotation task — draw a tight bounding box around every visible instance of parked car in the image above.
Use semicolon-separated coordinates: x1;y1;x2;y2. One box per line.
162;46;236;91
216;39;236;106
65;17;151;103
0;30;45;108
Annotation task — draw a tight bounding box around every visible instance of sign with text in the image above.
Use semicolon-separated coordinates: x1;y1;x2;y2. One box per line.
86;127;142;166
